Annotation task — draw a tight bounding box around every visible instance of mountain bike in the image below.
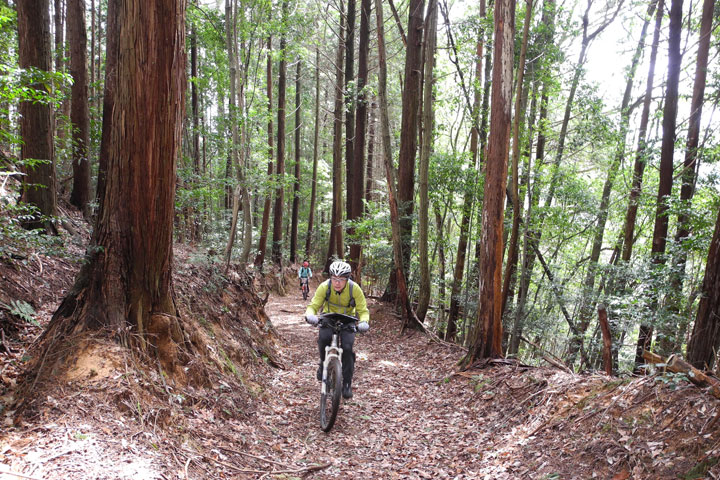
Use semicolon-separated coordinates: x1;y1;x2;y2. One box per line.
300;277;310;300
315;313;358;432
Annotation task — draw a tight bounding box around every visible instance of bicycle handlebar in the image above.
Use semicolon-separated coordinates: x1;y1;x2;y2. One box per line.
316;313;359;332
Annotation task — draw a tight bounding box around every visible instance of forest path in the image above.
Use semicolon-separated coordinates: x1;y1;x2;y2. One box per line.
259;291;497;479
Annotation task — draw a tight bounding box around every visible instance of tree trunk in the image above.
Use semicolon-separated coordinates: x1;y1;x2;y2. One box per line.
305;46;321;259
90;0;95;122
462;0;515;365
345;0;357;227
635;0;682;370
501;0;533;322
416;0;437;322
376;0;423;330
325;10;346;272
434;205;447;327
687;206;720;369
396;0;425;281
18;0;57;233
54;0;67;148
348;0;371;278
254;35;274;269
189;24;200;242
224;0;252;269
289;61;302;263
661;0;715;355
271;0;289;266
68;0;91;213
47;0;187;377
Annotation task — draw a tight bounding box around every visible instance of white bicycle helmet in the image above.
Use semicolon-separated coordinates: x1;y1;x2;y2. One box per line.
329;260;352;278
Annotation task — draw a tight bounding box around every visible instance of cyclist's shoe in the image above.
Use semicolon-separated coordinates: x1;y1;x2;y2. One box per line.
342;384;352;399
316;365;322;382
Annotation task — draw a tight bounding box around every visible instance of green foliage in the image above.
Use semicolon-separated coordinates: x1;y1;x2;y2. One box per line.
0;65;71;107
0;200;64;259
0;298;37;326
655;372;689;390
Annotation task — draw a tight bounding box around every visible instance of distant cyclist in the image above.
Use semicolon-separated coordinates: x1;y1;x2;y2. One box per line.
305;260;370;399
299;260;313;286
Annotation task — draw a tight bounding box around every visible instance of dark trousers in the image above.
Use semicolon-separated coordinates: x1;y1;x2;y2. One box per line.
318;327;355;386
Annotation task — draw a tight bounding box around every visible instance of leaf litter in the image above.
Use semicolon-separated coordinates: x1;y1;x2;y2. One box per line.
0;248;719;479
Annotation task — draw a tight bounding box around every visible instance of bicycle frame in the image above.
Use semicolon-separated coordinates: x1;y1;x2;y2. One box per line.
321;335;342;394
314;312;359;432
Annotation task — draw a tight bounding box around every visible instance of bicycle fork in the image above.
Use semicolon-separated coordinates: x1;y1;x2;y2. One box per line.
321;335;342;394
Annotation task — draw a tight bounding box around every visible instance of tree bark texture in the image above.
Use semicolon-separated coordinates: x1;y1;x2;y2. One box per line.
501;0;532;323
345;0;356;224
687;206;720;369
464;0;515;364
290;60;302;264
396;0;425;277
376;0;422;330
18;0;57;230
49;0;187;376
635;0;681;369
68;0;91;212
271;0;289;266
416;0;437;323
598;305;613;376
254;36;274;269
325;10;346;272
348;0;371;278
662;0;715;353
305;46;321;259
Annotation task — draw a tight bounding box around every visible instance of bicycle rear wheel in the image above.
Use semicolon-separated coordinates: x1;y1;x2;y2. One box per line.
319;357;342;432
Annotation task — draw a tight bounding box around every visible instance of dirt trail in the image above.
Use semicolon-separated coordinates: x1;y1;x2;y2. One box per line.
3;281;717;479
260;292;495;479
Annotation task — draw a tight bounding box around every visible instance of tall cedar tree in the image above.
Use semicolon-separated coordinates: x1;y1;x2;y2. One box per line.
687;206;720;369
395;0;425;288
325;8;346;272
463;0;515;365
443;0;488;341
254;36;274;269
349;0;371;277
45;0;188;376
271;0;289;266
68;0;91;212
682;0;717;368
290;61;301;263
305;46;321;258
416;0;437;322
17;0;57;232
375;0;423;330
345;0;356;235
634;0;683;369
662;0;716;354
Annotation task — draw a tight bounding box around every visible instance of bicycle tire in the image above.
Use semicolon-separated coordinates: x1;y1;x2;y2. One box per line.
302;287;308;300
319;356;342;432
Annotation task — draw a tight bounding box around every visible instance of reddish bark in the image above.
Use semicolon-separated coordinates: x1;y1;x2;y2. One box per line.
463;0;515;364
17;0;57;231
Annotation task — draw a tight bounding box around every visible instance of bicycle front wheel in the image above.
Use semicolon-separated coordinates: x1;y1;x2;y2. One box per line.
319;356;342;432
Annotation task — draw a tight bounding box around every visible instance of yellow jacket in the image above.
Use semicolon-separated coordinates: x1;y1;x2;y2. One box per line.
305;279;370;324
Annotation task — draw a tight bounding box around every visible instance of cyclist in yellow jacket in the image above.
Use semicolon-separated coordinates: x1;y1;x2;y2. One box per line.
305;260;369;399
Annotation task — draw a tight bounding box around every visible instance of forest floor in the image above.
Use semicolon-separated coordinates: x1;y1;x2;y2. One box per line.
1;240;720;479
